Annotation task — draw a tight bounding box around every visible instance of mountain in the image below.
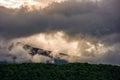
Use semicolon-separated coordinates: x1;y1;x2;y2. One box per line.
8;42;68;64
0;63;120;80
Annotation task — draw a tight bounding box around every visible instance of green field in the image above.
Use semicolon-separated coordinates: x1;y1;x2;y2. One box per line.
0;63;120;80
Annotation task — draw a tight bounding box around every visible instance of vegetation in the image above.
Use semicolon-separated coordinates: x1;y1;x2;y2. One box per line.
0;63;120;80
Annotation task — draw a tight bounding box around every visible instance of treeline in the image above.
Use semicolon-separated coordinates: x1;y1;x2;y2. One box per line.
0;63;120;80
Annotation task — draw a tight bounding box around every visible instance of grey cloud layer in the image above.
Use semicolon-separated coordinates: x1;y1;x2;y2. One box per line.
0;0;119;39
0;0;120;65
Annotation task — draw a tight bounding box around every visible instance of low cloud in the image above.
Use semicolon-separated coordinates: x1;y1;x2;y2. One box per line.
0;31;120;65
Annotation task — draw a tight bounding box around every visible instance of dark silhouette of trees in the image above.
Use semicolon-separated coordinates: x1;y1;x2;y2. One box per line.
0;63;120;80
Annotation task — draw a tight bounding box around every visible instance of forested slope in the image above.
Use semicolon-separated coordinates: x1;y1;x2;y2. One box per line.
0;63;120;80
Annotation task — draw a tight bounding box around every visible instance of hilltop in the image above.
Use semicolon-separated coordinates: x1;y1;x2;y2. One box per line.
0;63;120;80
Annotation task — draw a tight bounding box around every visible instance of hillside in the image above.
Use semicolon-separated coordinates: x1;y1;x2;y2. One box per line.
0;63;120;80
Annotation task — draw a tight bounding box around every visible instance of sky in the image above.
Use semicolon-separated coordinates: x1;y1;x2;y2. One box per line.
0;0;120;65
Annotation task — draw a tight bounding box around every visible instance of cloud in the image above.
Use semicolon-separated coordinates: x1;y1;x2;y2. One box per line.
0;31;120;65
0;0;120;65
0;0;119;39
87;43;120;65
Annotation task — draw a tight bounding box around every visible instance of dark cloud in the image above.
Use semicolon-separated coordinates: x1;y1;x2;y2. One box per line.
0;0;119;39
44;1;98;16
0;0;120;65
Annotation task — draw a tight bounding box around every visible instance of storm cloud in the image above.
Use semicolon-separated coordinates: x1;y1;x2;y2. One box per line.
0;0;120;65
0;0;119;38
